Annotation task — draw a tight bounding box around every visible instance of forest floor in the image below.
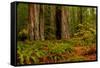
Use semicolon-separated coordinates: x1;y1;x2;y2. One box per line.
73;45;96;61
17;40;96;65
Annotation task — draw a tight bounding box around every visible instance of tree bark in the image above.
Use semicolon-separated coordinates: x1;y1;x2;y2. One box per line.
28;4;40;40
39;5;45;40
34;4;40;40
61;6;70;39
56;6;61;39
28;4;35;40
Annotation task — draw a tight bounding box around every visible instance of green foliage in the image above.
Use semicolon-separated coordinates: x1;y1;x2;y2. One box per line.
44;5;56;40
17;40;96;64
49;42;73;54
17;3;28;34
17;40;74;64
72;22;96;46
18;29;29;41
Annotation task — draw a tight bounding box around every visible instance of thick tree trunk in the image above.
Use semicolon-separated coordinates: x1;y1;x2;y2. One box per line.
28;4;40;40
61;7;70;39
29;4;35;40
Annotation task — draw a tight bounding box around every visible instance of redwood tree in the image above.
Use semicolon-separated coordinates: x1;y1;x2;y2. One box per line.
61;6;70;39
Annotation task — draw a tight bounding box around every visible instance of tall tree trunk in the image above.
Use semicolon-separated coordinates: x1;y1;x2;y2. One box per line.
39;5;44;40
56;6;61;39
28;4;40;40
34;4;40;40
28;4;35;40
79;8;83;24
61;6;70;39
50;5;56;39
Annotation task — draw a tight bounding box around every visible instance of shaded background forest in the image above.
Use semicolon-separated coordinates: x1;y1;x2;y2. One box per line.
17;3;96;42
17;3;97;65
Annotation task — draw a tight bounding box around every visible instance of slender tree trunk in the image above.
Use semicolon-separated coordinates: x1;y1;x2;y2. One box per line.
39;5;44;40
79;8;83;24
34;4;40;40
56;6;61;39
50;5;56;39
